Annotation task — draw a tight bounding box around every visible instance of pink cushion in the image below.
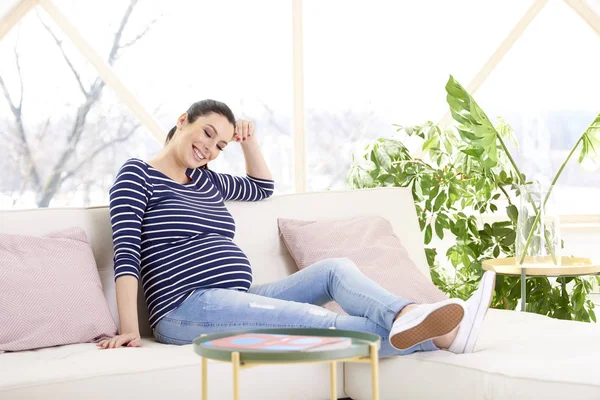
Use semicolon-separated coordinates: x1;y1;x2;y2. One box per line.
0;228;117;352
278;216;447;314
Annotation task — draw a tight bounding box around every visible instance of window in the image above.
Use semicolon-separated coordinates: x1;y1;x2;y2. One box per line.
303;0;534;191
0;9;159;208
1;0;292;209
2;0;600;213
55;0;294;193
475;0;600;214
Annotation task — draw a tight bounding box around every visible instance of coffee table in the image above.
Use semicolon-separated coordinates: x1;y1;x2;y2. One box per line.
482;256;600;311
193;328;381;400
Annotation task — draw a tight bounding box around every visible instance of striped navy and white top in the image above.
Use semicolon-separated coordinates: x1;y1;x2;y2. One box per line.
109;158;275;329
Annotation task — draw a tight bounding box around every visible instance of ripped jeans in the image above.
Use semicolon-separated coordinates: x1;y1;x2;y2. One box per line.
153;257;438;357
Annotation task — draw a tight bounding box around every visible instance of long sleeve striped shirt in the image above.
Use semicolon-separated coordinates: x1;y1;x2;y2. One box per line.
109;158;275;329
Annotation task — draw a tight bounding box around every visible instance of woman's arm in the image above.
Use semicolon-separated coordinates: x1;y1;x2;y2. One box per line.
98;276;141;349
241;138;272;181
235;120;272;181
204;167;275;201
98;159;152;349
115;276;141;337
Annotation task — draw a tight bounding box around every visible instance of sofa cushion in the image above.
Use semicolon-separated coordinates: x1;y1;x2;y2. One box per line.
0;228;117;352
278;215;447;314
345;308;600;400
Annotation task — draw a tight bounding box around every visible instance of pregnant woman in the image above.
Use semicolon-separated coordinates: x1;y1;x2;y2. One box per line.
99;99;495;357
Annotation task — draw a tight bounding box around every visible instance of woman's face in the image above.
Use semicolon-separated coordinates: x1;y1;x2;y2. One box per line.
173;112;235;168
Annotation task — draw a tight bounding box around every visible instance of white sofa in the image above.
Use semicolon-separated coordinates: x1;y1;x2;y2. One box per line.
2;187;600;399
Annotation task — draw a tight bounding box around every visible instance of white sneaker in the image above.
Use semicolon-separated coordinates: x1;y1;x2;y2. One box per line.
449;271;496;354
389;298;466;351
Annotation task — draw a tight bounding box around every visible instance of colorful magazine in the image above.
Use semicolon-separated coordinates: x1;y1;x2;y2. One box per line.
203;333;353;352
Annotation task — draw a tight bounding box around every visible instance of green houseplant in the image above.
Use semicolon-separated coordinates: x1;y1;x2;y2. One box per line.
348;75;600;322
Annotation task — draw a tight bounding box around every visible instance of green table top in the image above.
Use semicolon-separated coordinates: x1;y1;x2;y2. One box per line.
193;328;380;364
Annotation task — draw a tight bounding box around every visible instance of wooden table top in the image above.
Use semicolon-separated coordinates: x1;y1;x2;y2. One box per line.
482;256;600;277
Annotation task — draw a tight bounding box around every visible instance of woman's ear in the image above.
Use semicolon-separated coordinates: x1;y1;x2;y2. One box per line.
176;113;188;130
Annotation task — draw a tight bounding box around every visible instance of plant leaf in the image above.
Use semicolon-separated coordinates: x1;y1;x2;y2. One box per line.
380;138;409;159
445;75;501;168
496;116;519;149
353;166;374;187
493;245;500;258
424;248;437;267
461;148;484;158
434;191;447;211
375;144;392;171
435;218;444;240
578;112;600;168
425;224;433;245
507;204;518;223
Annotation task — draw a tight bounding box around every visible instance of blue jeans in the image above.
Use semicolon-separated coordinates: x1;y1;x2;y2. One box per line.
153;257;439;357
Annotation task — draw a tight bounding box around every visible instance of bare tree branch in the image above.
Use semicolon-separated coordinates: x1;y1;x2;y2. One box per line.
36;117;51;142
36;10;89;97
117;16;158;54
0;52;42;190
36;0;143;207
108;0;138;65
0;127;21;158
14;29;24;110
259;101;289;136
309;109;375;189
3;0;153;207
73;0;144;99
0;75;18;116
60;123;140;183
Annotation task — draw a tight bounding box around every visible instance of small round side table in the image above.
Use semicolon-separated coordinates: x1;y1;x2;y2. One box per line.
193;328;381;400
482;256;600;311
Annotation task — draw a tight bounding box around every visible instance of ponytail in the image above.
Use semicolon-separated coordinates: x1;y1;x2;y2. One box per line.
165;126;177;145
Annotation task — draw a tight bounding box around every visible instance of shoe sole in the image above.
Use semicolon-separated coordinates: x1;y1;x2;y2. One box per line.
390;303;465;351
462;271;496;353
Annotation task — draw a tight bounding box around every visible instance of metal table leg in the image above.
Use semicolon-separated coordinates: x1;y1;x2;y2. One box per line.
232;352;240;400
370;343;379;400
201;357;208;400
521;268;527;312
330;361;336;400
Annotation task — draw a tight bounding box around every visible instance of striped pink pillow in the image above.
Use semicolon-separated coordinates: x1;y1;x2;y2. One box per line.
0;228;117;352
278;216;447;315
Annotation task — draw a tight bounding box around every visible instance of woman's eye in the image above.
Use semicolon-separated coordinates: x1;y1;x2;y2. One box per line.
217;146;224;152
204;130;211;138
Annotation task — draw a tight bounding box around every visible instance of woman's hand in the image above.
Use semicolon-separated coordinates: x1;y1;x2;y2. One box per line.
96;331;141;349
234;120;255;143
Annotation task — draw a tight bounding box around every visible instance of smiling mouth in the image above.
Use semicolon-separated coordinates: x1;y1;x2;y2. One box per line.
192;145;206;161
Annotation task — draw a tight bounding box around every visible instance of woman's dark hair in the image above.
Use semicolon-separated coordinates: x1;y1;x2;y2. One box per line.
165;99;236;169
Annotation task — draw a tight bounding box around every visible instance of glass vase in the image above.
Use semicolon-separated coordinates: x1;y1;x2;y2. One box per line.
515;183;561;266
